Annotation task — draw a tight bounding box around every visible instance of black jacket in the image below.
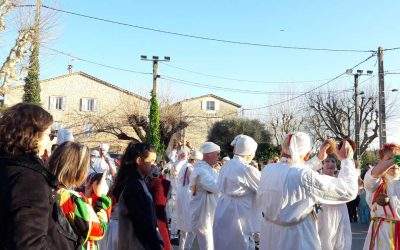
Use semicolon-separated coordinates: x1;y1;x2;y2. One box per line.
121;168;164;250
0;153;77;250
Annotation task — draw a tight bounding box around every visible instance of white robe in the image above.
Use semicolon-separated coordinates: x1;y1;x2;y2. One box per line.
213;155;261;250
363;170;400;250
318;203;352;250
176;162;194;232
189;160;218;250
257;158;358;250
169;159;187;234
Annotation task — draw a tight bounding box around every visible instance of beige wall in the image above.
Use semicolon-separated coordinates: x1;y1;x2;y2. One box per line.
4;73;148;152
178;96;240;150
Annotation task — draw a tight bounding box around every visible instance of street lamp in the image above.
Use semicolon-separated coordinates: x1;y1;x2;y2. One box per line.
346;69;373;160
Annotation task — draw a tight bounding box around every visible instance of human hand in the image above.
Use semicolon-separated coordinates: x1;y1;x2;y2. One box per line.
92;172;109;196
317;141;330;161
336;141;354;160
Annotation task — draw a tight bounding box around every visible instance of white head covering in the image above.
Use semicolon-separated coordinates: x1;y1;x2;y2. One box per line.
200;142;220;154
230;134;245;147
189;151;203;160
281;132;311;165
233;135;258;156
99;143;110;152
222;156;230;162
57;128;74;145
91;149;100;157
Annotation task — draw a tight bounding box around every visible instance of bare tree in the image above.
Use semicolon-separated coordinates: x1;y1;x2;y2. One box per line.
270;109;305;146
1;0;59;90
306;91;379;155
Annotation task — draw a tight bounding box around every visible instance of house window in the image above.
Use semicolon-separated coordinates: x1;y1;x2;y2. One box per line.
206;101;215;110
84;123;94;137
49;96;66;110
80;98;97;112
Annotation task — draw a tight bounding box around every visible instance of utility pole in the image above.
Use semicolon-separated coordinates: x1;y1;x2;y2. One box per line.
346;69;373;160
354;73;360;160
140;55;170;96
378;47;386;148
140;55;170;155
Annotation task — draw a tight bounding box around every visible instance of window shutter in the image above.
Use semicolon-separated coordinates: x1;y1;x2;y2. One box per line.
61;97;66;110
201;100;207;110
49;96;56;110
93;99;98;111
215;101;220;111
81;98;87;111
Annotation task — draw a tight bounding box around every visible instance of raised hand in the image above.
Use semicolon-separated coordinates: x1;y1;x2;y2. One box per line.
92;172;109;196
336;141;354;161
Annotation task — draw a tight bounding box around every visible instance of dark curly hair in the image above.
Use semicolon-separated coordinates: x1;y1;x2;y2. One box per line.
0;103;53;155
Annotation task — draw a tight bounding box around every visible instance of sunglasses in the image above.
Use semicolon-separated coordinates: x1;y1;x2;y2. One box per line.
44;132;57;141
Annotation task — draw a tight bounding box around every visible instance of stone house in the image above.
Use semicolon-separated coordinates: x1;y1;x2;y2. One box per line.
2;71;148;151
2;72;241;153
170;94;242;151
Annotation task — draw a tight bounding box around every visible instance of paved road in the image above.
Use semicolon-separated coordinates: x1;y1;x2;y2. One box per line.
173;222;370;250
352;222;369;250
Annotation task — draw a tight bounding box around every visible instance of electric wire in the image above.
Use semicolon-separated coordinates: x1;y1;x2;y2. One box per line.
16;4;376;53
241;53;376;111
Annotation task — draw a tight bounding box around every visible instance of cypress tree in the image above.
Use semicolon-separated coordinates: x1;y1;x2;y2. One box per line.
147;90;163;155
23;41;41;104
23;1;41;104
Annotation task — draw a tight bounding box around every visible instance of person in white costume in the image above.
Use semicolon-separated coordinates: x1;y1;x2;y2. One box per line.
318;154;352;250
169;150;188;237
363;143;400;250
90;143;117;187
213;135;261;250
257;132;358;250
189;142;220;250
177;151;203;250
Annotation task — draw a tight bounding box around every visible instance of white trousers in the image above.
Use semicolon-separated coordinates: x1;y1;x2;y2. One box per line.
195;229;214;250
179;231;196;250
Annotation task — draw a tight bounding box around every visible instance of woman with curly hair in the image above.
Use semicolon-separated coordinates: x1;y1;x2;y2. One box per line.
0;103;74;249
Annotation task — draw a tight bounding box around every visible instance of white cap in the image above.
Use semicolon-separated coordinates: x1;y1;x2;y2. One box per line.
189;151;203;160
91;149;100;157
222;156;230;161
99;143;110;152
233;135;258;156
57;128;74;145
281;132;311;164
200;142;220;154
230;134;245;147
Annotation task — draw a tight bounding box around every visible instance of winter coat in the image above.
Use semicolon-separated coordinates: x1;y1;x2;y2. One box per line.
0;153;77;250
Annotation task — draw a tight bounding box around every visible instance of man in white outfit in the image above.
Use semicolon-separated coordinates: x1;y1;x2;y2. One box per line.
213;135;261;250
177;151;203;250
189;142;220;250
257;132;358;250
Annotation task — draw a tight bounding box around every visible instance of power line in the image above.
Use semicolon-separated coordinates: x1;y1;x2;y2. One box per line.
18;4;376;53
383;47;400;51
161;75;350;95
242;53;376;111
43;47;152;75
160;62;348;84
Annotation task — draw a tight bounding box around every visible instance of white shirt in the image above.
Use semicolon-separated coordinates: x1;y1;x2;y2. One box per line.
176;162;194;232
213;155;261;250
189;160;218;233
362;170;400;250
257;158;358;250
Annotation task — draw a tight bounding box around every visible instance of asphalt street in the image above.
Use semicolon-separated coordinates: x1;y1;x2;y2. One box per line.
172;222;370;250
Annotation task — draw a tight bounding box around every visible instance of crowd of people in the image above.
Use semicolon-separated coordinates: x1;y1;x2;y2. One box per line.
1;103;400;250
